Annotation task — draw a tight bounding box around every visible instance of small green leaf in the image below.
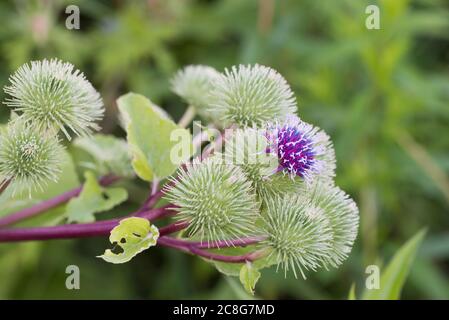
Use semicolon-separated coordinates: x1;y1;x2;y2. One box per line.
65;172;128;223
74;134;134;178
117;93;193;181
348;283;357;300
362;229;426;300
98;217;159;264
239;262;261;295
211;246;276;277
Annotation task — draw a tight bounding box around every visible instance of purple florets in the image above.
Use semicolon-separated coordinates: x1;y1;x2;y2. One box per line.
266;117;336;183
275;125;315;177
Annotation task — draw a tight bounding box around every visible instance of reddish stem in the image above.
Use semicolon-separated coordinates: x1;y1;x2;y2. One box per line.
157;236;266;263
0;163;268;263
0;206;178;242
158;221;189;235
157;236;268;263
135;189;165;215
0;175;120;228
189;246;267;263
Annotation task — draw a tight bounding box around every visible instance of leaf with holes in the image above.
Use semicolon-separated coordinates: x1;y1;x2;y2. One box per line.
65;171;128;223
98;217;159;264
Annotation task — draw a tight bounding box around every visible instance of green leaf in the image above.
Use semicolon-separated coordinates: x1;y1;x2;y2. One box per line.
226;277;257;300
362;229;426;300
348;283;357;300
65;171;128;223
211;246;276;277
117;93;192;181
239;262;261;295
74;134;134;178
98;217;159;264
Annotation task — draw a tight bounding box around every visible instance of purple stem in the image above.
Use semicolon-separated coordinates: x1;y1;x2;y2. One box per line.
142;204;177;220
0;207;265;263
0;169;267;263
188;246;267;263
157;235;268;263
0;206;178;242
135;189;165;215
158;221;189;235
0;175;120;228
0;220;119;241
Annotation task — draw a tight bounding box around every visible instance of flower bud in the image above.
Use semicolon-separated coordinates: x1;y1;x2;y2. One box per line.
164;157;259;245
171;65;220;119
0;121;63;194
4;59;104;139
209;64;297;127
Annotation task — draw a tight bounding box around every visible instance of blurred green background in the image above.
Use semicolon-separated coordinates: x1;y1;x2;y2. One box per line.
0;0;448;299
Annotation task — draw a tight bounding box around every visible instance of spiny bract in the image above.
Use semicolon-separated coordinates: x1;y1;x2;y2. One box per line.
0;122;64;193
3;58;104;139
164;156;259;245
222;127;297;198
260;194;333;279
171;65;221;119
297;181;359;268
266;116;336;184
208;64;297;128
259;181;359;278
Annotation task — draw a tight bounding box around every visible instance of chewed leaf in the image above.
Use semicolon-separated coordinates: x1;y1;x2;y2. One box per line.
117;93;193;181
98;217;159;264
65;171;128;223
239;262;261;295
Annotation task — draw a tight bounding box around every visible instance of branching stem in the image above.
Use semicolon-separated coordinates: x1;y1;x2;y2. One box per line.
136;189;165;215
0;175;120;228
158;236;269;263
0;166;268;264
189;246;268;263
0;205;177;242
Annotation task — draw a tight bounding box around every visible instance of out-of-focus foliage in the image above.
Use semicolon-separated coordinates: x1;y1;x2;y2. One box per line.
362;229;426;300
0;0;448;299
350;228;426;300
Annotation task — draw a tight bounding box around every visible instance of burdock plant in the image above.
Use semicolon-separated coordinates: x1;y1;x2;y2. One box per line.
0;120;63;194
4;59;104;139
0;60;359;294
208;64;297;127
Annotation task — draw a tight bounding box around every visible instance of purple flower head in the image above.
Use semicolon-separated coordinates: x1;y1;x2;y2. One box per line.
266;117;336;183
